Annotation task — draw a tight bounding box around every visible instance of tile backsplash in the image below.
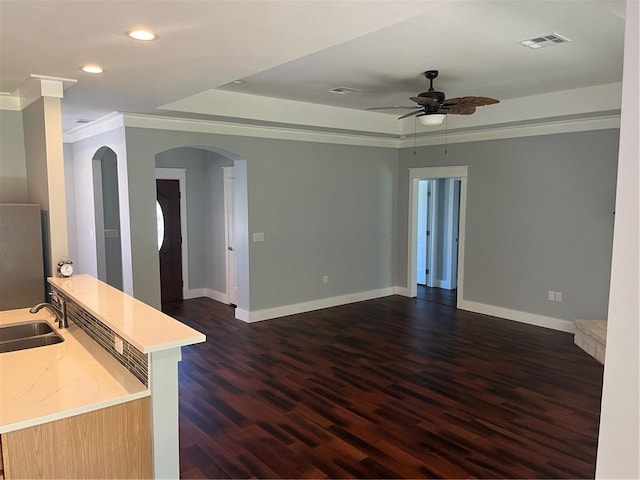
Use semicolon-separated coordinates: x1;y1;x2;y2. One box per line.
50;288;149;386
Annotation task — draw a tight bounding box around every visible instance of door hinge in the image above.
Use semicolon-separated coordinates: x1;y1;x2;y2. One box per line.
426;269;429;275
426;230;431;236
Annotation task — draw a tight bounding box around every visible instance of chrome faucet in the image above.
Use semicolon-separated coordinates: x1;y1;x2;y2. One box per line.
30;293;68;329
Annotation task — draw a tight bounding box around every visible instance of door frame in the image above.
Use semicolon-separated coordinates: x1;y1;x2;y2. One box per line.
155;168;188;299
408;166;468;302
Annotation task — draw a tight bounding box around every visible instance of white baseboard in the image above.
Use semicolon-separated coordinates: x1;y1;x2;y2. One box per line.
432;279;455;290
458;299;575;333
230;286;573;334
236;287;398;323
394;286;412;297
184;288;207;299
184;288;229;304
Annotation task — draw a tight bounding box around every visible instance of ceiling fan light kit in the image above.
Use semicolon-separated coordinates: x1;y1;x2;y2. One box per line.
418;114;446;126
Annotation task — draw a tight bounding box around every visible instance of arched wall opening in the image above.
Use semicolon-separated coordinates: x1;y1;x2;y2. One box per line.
154;145;249;312
92;146;124;290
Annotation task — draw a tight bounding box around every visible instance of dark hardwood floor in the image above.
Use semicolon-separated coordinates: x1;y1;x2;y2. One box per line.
163;295;603;479
416;285;457;307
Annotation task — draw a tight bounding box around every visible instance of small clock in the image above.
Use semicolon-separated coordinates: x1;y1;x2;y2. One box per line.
57;258;74;278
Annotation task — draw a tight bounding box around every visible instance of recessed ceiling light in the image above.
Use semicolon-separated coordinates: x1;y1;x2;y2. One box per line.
81;64;104;74
126;29;158;41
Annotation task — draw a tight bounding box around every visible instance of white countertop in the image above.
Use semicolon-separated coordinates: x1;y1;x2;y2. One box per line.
0;308;149;434
49;275;205;353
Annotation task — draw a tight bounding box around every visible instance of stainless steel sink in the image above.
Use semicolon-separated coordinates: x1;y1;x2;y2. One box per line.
0;321;64;353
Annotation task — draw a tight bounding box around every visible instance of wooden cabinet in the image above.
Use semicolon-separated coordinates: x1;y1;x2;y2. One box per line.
1;397;151;479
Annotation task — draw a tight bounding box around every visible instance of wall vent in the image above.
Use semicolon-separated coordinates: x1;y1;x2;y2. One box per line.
519;33;571;49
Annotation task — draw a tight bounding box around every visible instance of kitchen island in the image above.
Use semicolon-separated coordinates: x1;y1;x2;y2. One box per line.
0;274;205;478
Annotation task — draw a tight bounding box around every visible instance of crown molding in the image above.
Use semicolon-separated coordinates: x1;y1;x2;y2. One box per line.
399;111;621;148
62;107;620;148
63;112;124;143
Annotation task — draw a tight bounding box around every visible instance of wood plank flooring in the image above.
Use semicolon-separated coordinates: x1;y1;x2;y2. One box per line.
163;295;604;479
416;286;457;307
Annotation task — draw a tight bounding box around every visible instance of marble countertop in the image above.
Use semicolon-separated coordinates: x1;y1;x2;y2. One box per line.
0;308;149;434
49;275;205;353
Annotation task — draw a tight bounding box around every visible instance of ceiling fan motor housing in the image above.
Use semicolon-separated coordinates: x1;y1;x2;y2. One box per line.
418;90;445;104
420;70;445;106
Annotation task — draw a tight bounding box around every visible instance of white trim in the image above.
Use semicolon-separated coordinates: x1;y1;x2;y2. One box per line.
63;112;123;143
400;114;620;148
433;279;453;290
408;167;468;304
60;110;620;148
222;166;236;306
457;299;576;333
394;286;412;297
234;287;397;323
205;288;228;304
184;288;228;304
155;168;189;299
0;94;21;111
427;180;438;287
184;288;206;299
123;113;400;148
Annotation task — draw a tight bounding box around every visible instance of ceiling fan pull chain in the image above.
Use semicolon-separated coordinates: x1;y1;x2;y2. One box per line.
445;116;448;155
413;115;417;155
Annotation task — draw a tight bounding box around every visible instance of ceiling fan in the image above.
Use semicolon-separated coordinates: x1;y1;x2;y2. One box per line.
369;70;499;125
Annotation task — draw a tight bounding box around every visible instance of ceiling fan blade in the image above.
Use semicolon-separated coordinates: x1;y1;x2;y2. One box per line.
366;106;420;111
445;105;476;115
398;110;423;120
443;96;499;107
410;96;439;107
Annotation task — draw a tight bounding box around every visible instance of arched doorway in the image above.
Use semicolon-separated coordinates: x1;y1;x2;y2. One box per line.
92;146;123;290
154;146;247;310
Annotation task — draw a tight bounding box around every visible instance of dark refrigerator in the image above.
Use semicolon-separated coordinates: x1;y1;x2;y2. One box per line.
0;203;45;310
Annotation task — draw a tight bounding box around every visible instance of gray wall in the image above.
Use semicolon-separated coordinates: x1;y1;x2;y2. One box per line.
124;127;398;310
397;129;619;321
0;110;27;202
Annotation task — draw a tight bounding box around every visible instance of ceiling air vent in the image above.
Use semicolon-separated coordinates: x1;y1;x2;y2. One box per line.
519;33;571;49
328;87;360;95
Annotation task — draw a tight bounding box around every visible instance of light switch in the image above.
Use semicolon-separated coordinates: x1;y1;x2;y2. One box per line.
253;232;265;242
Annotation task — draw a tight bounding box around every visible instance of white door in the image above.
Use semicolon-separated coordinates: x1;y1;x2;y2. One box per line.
223;167;238;305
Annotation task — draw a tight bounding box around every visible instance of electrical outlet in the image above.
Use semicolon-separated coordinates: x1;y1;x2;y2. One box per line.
555;291;562;302
322;275;329;284
114;335;124;355
548;290;555;301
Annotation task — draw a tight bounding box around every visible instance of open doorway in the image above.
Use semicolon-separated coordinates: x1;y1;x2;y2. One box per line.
415;178;461;306
154;148;248;316
408;166;468;306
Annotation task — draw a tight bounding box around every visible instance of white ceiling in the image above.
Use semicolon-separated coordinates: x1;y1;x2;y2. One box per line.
0;0;626;134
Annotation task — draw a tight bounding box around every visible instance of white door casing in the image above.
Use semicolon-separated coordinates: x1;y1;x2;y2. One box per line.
408;166;468;302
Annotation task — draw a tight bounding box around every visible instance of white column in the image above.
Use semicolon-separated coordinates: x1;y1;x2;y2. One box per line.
149;348;182;479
